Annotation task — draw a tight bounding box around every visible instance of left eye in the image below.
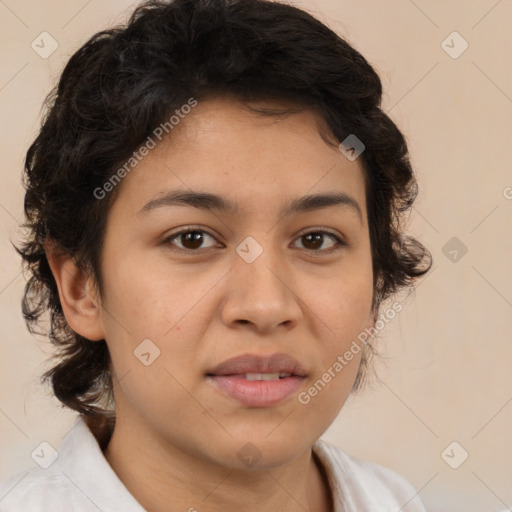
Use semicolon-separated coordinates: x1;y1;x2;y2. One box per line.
292;231;345;253
163;229;345;254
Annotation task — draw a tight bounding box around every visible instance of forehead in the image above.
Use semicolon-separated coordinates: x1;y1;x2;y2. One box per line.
110;97;368;221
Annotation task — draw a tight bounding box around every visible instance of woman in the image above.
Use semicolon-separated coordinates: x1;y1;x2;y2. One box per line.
1;0;432;510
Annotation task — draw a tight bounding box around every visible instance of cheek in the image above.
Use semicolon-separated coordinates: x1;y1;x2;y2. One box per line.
295;279;370;423
99;263;212;380
305;268;373;347
100;257;179;335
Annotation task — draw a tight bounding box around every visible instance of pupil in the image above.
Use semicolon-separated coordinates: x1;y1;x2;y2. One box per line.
183;231;203;249
304;233;322;249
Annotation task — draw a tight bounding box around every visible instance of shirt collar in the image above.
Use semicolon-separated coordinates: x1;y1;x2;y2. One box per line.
58;416;145;511
60;416;345;512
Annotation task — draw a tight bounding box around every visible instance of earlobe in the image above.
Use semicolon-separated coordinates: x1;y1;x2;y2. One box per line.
44;241;105;341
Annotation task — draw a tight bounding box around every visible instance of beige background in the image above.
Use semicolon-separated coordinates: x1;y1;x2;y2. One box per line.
1;1;511;511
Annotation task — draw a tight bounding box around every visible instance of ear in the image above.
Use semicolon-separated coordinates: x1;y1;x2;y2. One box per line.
44;241;105;341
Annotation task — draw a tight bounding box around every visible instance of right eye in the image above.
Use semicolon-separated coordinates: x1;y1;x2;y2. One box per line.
162;228;220;252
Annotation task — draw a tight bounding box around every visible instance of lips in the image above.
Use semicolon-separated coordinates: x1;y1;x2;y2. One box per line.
206;353;307;407
206;352;307;378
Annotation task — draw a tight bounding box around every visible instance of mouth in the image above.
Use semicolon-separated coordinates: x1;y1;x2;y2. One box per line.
206;353;307;407
241;372;291;380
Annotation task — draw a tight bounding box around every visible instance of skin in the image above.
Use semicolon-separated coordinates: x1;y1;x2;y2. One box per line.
46;96;375;512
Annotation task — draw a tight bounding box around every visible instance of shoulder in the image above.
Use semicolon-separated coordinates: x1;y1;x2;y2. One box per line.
313;439;426;512
0;418;93;511
0;465;90;512
0;417;144;512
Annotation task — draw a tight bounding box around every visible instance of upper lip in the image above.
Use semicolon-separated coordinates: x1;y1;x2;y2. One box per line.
207;352;307;377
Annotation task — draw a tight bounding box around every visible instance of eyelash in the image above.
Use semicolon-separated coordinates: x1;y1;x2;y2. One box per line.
162;227;347;256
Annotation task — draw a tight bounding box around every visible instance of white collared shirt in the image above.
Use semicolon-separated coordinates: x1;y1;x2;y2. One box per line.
0;416;426;511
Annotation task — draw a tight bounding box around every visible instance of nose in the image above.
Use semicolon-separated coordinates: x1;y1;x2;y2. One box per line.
220;242;303;335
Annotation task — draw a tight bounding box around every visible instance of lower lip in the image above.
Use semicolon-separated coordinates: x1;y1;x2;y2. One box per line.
207;375;305;407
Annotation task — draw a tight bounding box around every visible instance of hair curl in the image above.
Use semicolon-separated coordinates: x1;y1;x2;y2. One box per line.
15;0;432;445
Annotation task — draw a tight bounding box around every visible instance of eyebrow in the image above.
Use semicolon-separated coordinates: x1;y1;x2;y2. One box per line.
137;189;363;223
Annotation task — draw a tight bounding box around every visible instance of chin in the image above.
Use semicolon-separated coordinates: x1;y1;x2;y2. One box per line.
208;430;313;471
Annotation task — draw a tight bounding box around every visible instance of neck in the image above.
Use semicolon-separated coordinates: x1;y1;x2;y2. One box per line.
102;415;332;512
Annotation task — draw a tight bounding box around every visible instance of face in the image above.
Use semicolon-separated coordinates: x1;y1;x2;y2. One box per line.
94;97;374;469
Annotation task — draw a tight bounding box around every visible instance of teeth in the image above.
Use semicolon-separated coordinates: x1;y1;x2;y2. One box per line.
245;373;289;381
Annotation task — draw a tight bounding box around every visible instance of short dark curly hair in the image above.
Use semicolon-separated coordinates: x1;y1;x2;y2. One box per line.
15;0;431;444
